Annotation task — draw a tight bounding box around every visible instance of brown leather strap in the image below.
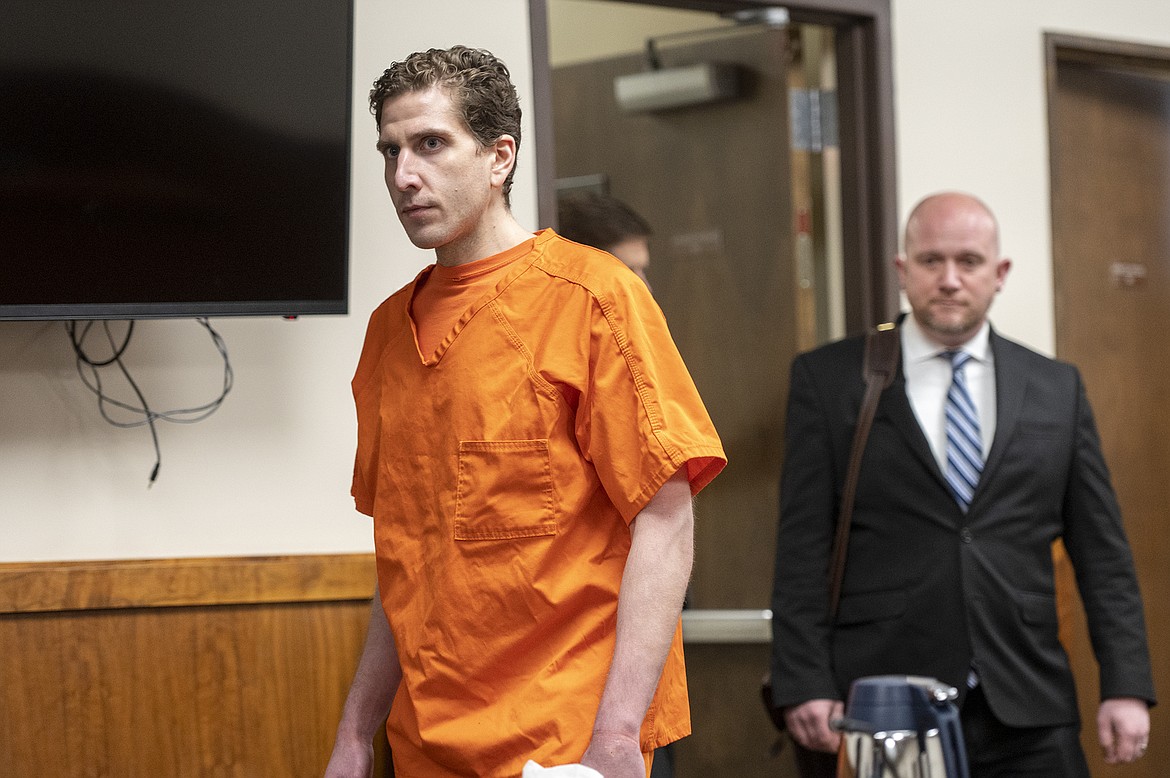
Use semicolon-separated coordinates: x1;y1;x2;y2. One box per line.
827;324;900;619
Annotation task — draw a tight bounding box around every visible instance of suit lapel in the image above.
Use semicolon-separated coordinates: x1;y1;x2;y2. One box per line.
970;329;1028;508
879;357;949;486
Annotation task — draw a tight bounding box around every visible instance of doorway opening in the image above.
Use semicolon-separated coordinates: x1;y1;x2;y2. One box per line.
530;1;894;774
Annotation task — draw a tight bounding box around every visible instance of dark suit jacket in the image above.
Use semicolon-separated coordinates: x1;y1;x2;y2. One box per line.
769;325;1156;727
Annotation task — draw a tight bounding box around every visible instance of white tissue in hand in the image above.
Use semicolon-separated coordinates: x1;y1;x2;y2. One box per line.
521;759;604;777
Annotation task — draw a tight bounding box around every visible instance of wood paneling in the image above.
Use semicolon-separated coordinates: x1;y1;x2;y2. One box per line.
0;554;388;778
0;553;377;613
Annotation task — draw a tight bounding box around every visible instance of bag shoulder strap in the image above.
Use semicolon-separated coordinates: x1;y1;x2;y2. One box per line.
826;323;901;618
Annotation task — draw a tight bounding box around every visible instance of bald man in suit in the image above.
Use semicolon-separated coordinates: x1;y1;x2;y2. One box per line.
769;192;1155;777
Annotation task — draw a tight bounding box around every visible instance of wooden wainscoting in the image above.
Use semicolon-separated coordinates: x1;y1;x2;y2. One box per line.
0;554;389;777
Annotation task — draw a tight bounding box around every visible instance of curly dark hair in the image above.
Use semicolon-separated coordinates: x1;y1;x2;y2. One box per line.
370;46;522;205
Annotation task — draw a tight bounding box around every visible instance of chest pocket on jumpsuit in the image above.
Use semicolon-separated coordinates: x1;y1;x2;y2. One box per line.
454;438;557;540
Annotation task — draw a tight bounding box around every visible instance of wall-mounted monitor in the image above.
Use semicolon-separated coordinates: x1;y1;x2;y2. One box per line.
1;0;353;320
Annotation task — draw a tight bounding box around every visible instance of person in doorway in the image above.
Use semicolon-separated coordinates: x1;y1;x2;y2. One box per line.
768;191;1155;777
325;45;725;778
557;190;653;287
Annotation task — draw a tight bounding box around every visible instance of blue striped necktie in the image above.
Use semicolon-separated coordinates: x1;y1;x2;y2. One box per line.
943;350;983;511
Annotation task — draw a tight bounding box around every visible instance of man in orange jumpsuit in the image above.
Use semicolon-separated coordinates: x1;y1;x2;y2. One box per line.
325;46;725;778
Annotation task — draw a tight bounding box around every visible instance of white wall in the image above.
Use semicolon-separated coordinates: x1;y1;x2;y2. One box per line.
4;0;1169;562
891;0;1170;355
0;0;536;562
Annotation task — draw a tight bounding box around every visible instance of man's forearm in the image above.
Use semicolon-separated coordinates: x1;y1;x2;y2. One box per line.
592;468;694;736
335;582;401;743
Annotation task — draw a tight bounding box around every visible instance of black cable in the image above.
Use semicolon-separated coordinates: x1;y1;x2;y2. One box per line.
67;319;135;366
66;318;234;486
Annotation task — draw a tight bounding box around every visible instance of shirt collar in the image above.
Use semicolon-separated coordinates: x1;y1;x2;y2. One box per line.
902;314;992;364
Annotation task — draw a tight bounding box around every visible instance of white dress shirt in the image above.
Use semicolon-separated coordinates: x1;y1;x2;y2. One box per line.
901;315;996;472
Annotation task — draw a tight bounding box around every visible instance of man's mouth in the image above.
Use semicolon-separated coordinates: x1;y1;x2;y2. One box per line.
401;203;434;217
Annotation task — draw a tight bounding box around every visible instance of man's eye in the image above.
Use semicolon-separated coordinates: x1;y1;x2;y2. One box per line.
383;146;399;159
423;137;442;150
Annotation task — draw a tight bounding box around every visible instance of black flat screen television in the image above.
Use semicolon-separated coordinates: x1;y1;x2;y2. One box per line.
1;0;353;320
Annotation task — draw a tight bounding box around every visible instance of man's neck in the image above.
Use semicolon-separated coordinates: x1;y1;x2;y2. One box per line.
903;314;991;360
435;211;533;268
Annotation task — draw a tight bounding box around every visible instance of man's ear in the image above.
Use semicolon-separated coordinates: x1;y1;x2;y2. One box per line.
893;254;907;287
995;257;1012;291
488;134;517;189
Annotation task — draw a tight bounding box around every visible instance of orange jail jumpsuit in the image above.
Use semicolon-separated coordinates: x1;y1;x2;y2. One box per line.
351;228;726;777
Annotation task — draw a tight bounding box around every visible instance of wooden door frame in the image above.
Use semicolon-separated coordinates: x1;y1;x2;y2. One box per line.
529;0;898;329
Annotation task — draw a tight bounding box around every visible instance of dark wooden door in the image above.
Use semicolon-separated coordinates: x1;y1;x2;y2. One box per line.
1048;35;1170;776
553;26;802;777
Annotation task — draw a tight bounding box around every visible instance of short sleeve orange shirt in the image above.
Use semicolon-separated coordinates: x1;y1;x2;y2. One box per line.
351;229;726;777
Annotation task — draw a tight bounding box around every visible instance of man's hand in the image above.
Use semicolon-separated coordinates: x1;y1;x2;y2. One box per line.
1098;697;1150;765
784;698;845;753
323;735;374;778
580;730;644;778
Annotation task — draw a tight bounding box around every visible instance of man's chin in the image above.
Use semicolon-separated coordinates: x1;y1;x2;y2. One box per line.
409;238;442;250
400;228;444;251
923;314;978;342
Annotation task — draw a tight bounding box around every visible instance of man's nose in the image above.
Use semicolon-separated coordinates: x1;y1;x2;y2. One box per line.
393;153;421;191
939;260;962;288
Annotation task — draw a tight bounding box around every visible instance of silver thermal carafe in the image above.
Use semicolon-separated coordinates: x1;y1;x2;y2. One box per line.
833;675;970;778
